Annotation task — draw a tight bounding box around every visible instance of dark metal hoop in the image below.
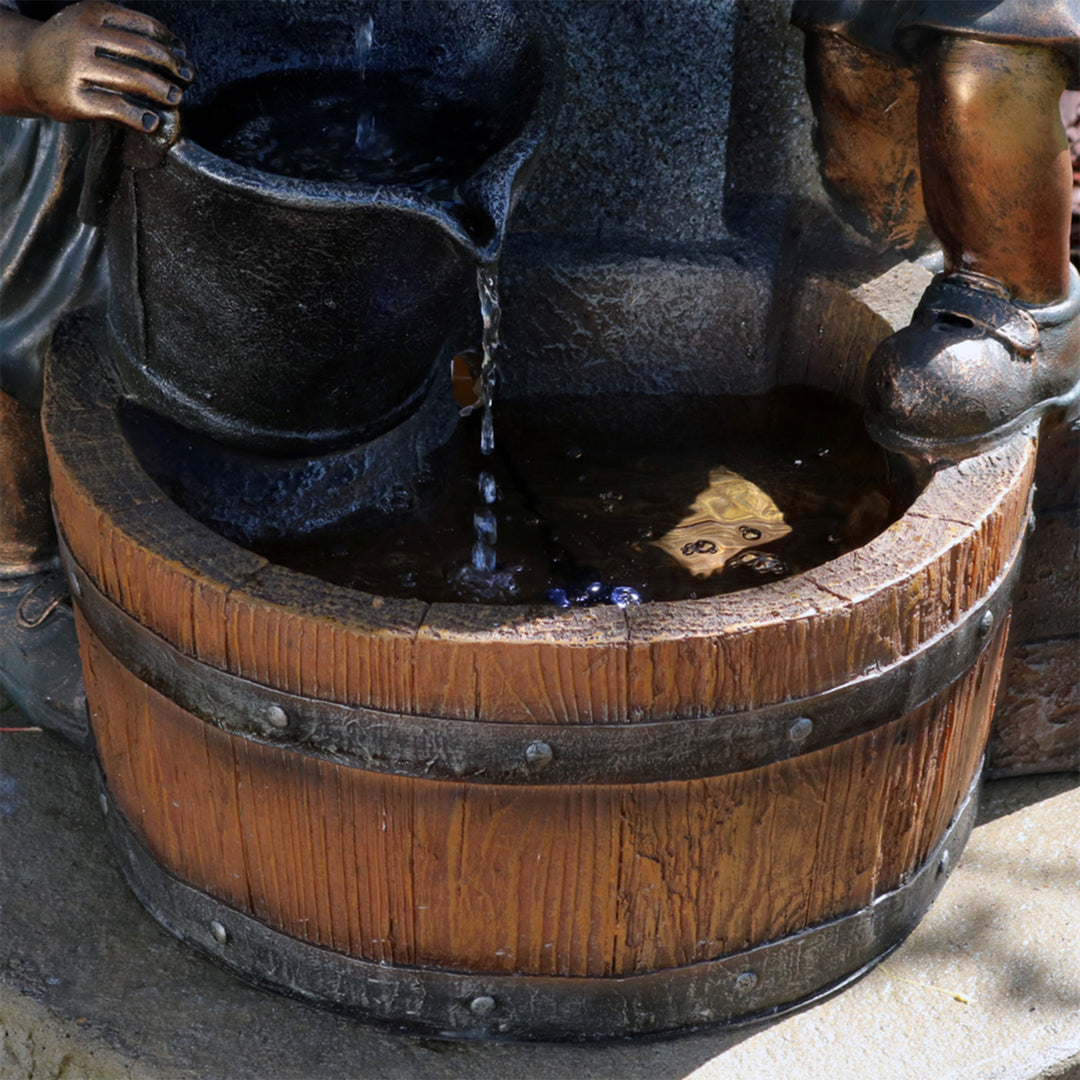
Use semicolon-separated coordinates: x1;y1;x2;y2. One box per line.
66;538;1019;785
100;766;980;1041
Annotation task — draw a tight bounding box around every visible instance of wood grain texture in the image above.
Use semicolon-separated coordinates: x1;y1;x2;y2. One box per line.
45;308;1028;980
43;319;1036;726
82;614;1006;977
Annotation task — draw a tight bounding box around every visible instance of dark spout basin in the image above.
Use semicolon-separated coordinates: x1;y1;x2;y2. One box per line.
98;0;559;453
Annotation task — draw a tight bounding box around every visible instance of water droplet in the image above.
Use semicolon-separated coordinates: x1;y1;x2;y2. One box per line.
610;586;641;608
473;508;497;546
479;471;498;505
355;15;374;72
480;405;494;456
577;581;604;603
471;541;496;572
547;587;571;610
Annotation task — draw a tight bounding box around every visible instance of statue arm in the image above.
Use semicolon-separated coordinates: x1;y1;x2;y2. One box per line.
0;1;191;133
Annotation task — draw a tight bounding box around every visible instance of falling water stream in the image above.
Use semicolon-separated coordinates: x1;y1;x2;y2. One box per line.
353;15;375;150
448;265;521;599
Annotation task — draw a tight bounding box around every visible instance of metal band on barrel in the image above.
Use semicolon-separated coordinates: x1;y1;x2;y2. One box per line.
63;537;1019;785
100;764;980;1040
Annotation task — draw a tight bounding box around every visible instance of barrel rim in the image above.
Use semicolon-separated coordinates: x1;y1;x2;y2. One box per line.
43;311;1037;720
44;315;1036;637
64;535;1019;783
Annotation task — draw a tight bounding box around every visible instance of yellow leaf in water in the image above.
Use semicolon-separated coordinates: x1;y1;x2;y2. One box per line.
651;466;791;578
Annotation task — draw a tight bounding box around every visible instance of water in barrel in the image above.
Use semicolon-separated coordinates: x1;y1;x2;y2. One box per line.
255;386;918;606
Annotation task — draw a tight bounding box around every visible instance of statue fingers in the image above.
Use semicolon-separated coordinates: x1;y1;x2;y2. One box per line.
82;59;184;109
90;2;185;53
76;85;163;133
92;30;194;88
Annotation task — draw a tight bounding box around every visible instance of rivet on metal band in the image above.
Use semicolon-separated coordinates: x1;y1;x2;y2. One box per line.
98;763;982;1041
61;537;1020;787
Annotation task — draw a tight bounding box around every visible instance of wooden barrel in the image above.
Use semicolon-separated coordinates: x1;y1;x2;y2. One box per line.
43;313;1035;1040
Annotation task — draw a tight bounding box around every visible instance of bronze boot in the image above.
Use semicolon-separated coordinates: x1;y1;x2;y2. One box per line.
865;266;1080;459
0;390;89;748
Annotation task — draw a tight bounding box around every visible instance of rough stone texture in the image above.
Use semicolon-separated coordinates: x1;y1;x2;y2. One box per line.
499;249;777;399
988;640;1079;778
496;0;829;399
1008;510;1080;644
510;1;739;246
509;0;825;248
2;724;1078;1080
990;413;1080;778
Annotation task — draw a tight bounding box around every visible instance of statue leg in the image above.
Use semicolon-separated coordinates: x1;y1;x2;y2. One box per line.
920;38;1072;304
0;389;89;748
866;37;1079;458
803;31;933;252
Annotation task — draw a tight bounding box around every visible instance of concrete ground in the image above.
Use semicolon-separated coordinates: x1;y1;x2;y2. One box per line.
1;714;1078;1080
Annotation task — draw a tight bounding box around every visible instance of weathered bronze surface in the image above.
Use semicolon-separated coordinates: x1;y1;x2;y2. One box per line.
0;391;55;575
797;0;1080;459
0;1;191;132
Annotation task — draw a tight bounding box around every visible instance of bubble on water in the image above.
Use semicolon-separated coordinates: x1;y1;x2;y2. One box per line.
751;554;786;574
739;526;762;540
729;550;787;575
547;587;571;610
610;586;641;608
473;508;497;546
682;538;717;556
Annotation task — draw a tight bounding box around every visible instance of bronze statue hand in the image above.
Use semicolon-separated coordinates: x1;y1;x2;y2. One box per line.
0;1;193;133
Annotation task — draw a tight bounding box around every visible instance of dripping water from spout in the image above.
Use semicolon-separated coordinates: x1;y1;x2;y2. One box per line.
354;15;376;150
449;263;518;598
